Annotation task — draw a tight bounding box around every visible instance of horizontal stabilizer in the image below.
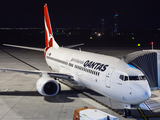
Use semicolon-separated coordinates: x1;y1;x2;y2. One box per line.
64;43;84;48
3;44;44;51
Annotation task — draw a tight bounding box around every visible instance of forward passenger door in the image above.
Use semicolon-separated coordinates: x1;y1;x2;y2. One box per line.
105;67;114;88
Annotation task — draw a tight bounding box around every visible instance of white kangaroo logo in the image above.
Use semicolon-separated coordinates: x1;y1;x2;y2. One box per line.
44;17;59;49
45;20;52;45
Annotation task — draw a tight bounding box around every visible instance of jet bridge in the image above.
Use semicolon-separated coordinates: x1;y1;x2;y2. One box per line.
123;50;160;88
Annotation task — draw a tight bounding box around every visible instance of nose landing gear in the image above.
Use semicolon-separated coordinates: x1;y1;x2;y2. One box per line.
123;104;132;118
124;109;131;118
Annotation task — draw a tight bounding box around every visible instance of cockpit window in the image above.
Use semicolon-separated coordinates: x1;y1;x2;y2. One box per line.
129;76;146;80
119;75;124;80
120;75;146;81
129;76;139;80
139;76;146;80
119;75;128;81
124;76;128;81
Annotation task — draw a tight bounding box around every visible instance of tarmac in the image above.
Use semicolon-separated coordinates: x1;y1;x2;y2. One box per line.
0;46;160;120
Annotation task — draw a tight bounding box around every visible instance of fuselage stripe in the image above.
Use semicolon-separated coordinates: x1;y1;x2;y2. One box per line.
47;56;68;65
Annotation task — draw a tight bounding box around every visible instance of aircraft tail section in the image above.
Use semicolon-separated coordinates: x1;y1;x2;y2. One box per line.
44;4;59;49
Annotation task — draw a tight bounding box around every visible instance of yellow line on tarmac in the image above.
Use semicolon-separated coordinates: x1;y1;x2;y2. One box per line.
145;114;160;117
138;108;147;120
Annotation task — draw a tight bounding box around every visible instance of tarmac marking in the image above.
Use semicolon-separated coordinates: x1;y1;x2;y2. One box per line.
133;114;160;118
144;97;160;113
137;108;148;120
144;102;153;113
0;48;39;70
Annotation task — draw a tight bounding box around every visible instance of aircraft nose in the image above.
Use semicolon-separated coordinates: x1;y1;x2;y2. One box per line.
139;89;151;100
130;82;151;104
135;83;151;103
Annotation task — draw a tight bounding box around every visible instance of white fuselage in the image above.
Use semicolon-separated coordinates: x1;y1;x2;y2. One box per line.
45;47;151;105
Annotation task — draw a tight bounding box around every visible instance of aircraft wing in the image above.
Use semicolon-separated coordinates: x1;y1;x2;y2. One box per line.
0;68;74;81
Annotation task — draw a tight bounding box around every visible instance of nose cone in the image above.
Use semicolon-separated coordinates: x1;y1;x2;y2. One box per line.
138;87;151;102
131;81;151;104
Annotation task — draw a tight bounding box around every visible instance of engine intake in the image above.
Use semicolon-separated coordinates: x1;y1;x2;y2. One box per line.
36;74;59;96
44;81;58;95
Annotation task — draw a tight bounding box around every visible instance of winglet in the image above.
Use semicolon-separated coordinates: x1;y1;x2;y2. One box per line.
44;4;59;49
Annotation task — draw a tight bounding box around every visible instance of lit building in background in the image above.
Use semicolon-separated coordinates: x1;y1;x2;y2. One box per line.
114;13;119;33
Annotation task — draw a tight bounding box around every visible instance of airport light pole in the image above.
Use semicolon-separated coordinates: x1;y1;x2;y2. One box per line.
151;42;153;50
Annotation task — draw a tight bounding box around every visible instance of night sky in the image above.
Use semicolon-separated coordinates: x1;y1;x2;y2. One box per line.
1;0;160;30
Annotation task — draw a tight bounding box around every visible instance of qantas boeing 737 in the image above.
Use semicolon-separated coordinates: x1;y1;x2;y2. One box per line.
1;4;151;109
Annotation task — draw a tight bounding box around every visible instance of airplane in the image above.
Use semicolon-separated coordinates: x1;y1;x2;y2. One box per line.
1;4;151;110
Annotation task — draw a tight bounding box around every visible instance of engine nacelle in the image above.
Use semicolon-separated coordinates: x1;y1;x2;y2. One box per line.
36;74;59;96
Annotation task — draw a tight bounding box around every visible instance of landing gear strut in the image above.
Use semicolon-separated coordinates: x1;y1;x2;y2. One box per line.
124;109;131;118
123;104;132;118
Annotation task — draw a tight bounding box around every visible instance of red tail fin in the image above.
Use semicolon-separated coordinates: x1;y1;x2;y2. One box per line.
44;4;59;48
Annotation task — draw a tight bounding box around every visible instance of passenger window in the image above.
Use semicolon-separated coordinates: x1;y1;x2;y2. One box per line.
119;75;124;80
124;76;128;81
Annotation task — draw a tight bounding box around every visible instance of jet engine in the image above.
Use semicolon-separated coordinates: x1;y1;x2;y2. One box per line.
36;74;59;96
